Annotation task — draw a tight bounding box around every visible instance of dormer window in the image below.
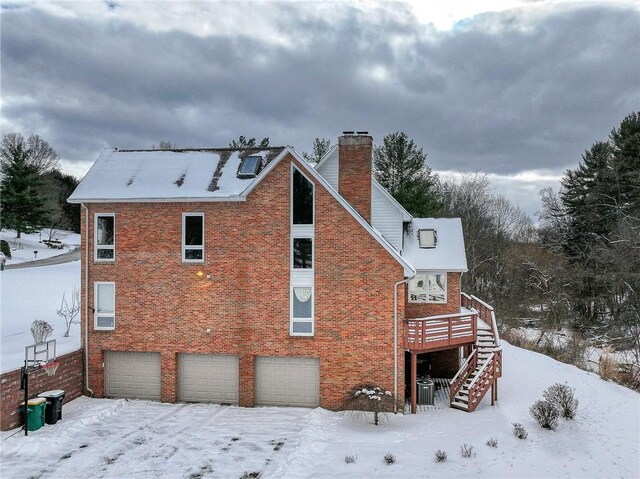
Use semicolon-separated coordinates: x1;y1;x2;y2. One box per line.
418;228;437;248
237;155;262;179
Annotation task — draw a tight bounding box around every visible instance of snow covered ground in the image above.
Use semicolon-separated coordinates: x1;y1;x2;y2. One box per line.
0;261;81;372
1;342;638;479
0;229;80;265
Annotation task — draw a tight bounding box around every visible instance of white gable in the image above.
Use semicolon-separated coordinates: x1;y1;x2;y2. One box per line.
402;218;468;272
371;182;408;251
314;145;338;190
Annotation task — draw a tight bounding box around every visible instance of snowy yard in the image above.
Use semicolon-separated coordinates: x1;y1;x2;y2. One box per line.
1;342;638;479
0;229;80;265
0;260;81;372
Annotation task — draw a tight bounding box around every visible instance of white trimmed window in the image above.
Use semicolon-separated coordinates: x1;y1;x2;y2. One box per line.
291;165;315;336
95;213;115;261
409;273;447;303
94;282;115;330
182;213;204;262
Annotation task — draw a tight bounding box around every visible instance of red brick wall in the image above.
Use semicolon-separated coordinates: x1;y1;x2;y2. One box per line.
0;350;84;431
338;135;372;223
405;272;461;318
82;153;406;409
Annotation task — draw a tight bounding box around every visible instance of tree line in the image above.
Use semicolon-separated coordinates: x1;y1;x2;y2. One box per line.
0;133;80;237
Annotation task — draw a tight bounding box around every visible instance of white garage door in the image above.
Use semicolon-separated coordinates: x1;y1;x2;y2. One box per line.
178;354;239;404
104;351;161;401
255;357;319;407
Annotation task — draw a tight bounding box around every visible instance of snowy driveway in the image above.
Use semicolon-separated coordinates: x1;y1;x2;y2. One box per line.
1;398;312;479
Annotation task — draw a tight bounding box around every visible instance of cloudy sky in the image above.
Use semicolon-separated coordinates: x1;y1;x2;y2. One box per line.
1;0;638;217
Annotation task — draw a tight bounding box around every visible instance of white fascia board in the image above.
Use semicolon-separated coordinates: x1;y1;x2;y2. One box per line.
68;196;246;204
372;179;413;221
313;144;338;170
286;148;416;277
415;268;468;273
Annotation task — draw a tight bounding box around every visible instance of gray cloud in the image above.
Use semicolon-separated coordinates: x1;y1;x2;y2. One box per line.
1;2;638;217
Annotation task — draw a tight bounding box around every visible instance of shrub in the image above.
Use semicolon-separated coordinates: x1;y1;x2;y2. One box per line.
486;437;498;448
344;383;395;426
599;346;618;381
512;423;528;439
434;450;447;463
344;455;357;464
383;453;396;465
529;400;560;430
460;443;476;458
543;383;578;419
30;319;53;344
0;240;11;259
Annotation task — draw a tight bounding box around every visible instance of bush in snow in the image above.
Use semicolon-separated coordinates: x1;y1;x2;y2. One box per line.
30;319;53;344
460;443;476;458
529;400;560;430
543;383;578;420
598;346;618;382
512;423;528;439
0;239;11;259
434;450;447;462
486;437;498;448
383;452;396;465
345;383;394;426
344;455;357;464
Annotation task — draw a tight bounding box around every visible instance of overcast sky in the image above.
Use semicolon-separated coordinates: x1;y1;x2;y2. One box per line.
1;0;638;217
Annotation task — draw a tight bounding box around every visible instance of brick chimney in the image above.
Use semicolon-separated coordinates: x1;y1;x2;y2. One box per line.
338;132;372;223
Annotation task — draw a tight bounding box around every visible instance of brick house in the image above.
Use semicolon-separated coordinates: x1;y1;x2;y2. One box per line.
69;132;501;413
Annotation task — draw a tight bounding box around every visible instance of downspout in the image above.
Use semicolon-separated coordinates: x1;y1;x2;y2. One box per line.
82;203;94;397
394;275;414;412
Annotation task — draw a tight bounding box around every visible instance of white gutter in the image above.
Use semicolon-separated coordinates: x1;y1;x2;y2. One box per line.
394;275;414;412
82;204;94;397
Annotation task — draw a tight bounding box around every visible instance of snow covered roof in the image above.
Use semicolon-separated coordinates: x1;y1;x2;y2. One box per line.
402;218;468;272
68;147;285;203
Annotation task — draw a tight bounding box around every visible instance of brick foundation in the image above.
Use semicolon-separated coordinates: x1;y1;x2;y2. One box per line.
0;349;84;431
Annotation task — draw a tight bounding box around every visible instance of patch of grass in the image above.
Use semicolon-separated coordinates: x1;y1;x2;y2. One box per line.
512;422;528;439
434;450;447;463
460;443;476;458
486;437;498;448
344;455;357;464
383;452;396;465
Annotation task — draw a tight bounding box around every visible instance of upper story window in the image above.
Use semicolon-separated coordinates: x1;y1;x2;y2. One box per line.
293;238;313;269
95;213;115;261
182;213;204;262
94;282;115;330
409;273;447;303
292;169;314;225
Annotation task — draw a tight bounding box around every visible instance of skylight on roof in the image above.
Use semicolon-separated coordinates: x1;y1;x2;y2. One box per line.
418;228;437;248
237;155;262;179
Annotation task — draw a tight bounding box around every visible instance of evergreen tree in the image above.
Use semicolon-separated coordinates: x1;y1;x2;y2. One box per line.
228;136;270;148
0;144;48;237
302;137;331;164
373;131;440;216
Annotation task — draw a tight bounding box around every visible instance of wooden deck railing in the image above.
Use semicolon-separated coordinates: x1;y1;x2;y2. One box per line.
466;348;502;411
405;310;477;351
449;349;477;402
461;293;501;348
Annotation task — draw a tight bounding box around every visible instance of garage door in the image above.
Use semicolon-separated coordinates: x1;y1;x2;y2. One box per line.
255;357;319;407
104;351;161;401
178;354;238;404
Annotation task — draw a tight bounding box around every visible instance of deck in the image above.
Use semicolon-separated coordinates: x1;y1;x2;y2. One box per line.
404;308;478;352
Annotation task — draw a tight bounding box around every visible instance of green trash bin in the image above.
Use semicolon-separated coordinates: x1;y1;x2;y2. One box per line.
21;397;47;431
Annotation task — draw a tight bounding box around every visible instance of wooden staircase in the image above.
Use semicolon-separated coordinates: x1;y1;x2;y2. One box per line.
450;294;502;412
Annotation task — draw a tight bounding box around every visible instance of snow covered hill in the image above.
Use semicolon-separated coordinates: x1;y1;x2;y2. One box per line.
1;342;638;478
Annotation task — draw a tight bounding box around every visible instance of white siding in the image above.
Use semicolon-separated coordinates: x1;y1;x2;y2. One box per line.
372;183;404;251
314;146;338;190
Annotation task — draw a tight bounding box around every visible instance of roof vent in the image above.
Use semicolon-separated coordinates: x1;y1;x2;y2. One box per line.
418;228;437;248
237;155;262;179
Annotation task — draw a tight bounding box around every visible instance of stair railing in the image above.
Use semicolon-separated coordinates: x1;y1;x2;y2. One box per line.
466;351;496;412
449;349;477;403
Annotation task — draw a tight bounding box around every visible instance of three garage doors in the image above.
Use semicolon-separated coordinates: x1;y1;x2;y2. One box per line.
104;351;319;408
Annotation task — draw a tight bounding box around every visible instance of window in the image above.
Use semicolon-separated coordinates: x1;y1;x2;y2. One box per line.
94;282;115;330
418;229;437;248
409;273;447;303
95;214;115;261
293;238;312;269
182;213;204;262
237;155;262;178
291;286;313;335
292;169;313;225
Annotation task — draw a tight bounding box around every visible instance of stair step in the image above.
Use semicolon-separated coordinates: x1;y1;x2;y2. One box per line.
451;401;470;411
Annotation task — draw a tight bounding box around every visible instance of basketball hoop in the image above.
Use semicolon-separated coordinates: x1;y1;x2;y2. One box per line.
41;361;60;377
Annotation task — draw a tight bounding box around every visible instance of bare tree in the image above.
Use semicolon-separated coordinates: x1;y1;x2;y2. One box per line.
57;288;80;337
151;141;177;150
1;132;59;174
30;319;53;344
